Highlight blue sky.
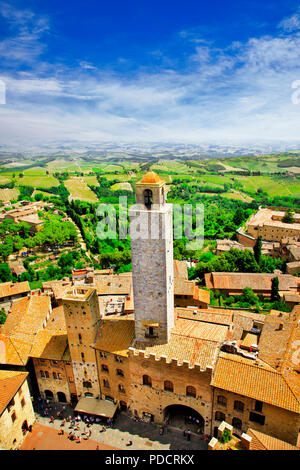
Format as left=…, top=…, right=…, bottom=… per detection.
left=1, top=0, right=300, bottom=147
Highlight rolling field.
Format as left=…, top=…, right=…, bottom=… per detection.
left=111, top=182, right=133, bottom=191
left=0, top=188, right=20, bottom=201
left=65, top=177, right=98, bottom=202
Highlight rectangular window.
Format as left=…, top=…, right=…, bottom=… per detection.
left=249, top=412, right=265, bottom=425
left=255, top=400, right=263, bottom=412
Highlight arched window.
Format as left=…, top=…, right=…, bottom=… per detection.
left=143, top=375, right=152, bottom=387
left=164, top=380, right=173, bottom=392
left=217, top=395, right=227, bottom=407
left=232, top=417, right=242, bottom=430
left=234, top=400, right=244, bottom=412
left=144, top=189, right=153, bottom=209
left=215, top=411, right=225, bottom=422
left=83, top=381, right=92, bottom=388
left=118, top=384, right=125, bottom=393
left=186, top=386, right=196, bottom=398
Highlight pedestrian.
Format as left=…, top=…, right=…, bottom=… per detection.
left=187, top=429, right=191, bottom=441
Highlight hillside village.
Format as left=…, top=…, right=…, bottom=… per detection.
left=0, top=171, right=299, bottom=451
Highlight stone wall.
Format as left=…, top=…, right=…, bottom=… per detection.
left=0, top=378, right=35, bottom=450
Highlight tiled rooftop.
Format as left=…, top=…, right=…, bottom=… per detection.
left=0, top=281, right=30, bottom=299
left=211, top=352, right=300, bottom=413
left=0, top=371, right=28, bottom=416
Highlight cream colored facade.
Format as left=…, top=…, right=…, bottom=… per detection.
left=0, top=375, right=35, bottom=450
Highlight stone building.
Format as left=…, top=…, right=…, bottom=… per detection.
left=129, top=171, right=174, bottom=348
left=0, top=281, right=30, bottom=310
left=0, top=371, right=35, bottom=450
left=30, top=306, right=76, bottom=404
left=62, top=287, right=101, bottom=401
left=243, top=208, right=300, bottom=243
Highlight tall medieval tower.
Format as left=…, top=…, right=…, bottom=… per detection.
left=129, top=171, right=174, bottom=348
left=62, top=287, right=101, bottom=399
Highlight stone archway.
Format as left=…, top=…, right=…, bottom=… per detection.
left=44, top=390, right=54, bottom=400
left=57, top=392, right=67, bottom=403
left=163, top=404, right=205, bottom=433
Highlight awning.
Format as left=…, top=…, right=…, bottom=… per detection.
left=75, top=397, right=117, bottom=418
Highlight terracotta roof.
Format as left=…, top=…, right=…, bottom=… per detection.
left=0, top=281, right=30, bottom=299
left=175, top=308, right=233, bottom=326
left=141, top=318, right=228, bottom=369
left=247, top=428, right=298, bottom=450
left=138, top=171, right=164, bottom=184
left=173, top=260, right=188, bottom=279
left=0, top=295, right=51, bottom=365
left=211, top=352, right=300, bottom=413
left=0, top=371, right=28, bottom=416
left=205, top=272, right=298, bottom=292
left=0, top=334, right=25, bottom=365
left=30, top=330, right=70, bottom=360
left=240, top=333, right=258, bottom=350
left=96, top=274, right=132, bottom=296
left=93, top=319, right=135, bottom=356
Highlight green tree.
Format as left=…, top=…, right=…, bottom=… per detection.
left=271, top=276, right=280, bottom=302
left=0, top=263, right=12, bottom=282
left=253, top=236, right=262, bottom=265
left=282, top=208, right=295, bottom=224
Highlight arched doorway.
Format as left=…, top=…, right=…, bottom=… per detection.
left=57, top=392, right=67, bottom=403
left=163, top=404, right=204, bottom=433
left=44, top=390, right=54, bottom=400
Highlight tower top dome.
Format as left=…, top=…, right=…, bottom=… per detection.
left=138, top=171, right=164, bottom=185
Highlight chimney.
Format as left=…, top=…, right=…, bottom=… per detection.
left=241, top=433, right=252, bottom=450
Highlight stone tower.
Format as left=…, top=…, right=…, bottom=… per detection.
left=62, top=286, right=100, bottom=399
left=129, top=171, right=174, bottom=347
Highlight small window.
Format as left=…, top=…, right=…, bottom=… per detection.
left=217, top=395, right=227, bottom=407
left=143, top=375, right=152, bottom=387
left=103, top=379, right=110, bottom=388
left=234, top=401, right=244, bottom=412
left=11, top=411, right=17, bottom=423
left=100, top=351, right=107, bottom=359
left=81, top=352, right=85, bottom=362
left=78, top=333, right=82, bottom=343
left=215, top=411, right=225, bottom=422
left=249, top=412, right=265, bottom=425
left=83, top=381, right=92, bottom=389
left=255, top=400, right=263, bottom=412
left=115, top=356, right=123, bottom=363
left=53, top=372, right=57, bottom=380
left=101, top=364, right=109, bottom=373
left=116, top=369, right=124, bottom=377
left=45, top=371, right=49, bottom=378
left=118, top=384, right=125, bottom=393
left=21, top=398, right=26, bottom=408
left=40, top=370, right=45, bottom=378
left=186, top=386, right=196, bottom=398
left=164, top=380, right=173, bottom=392
left=232, top=417, right=242, bottom=430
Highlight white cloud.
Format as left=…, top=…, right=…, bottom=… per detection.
left=1, top=4, right=300, bottom=146
left=278, top=13, right=300, bottom=32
